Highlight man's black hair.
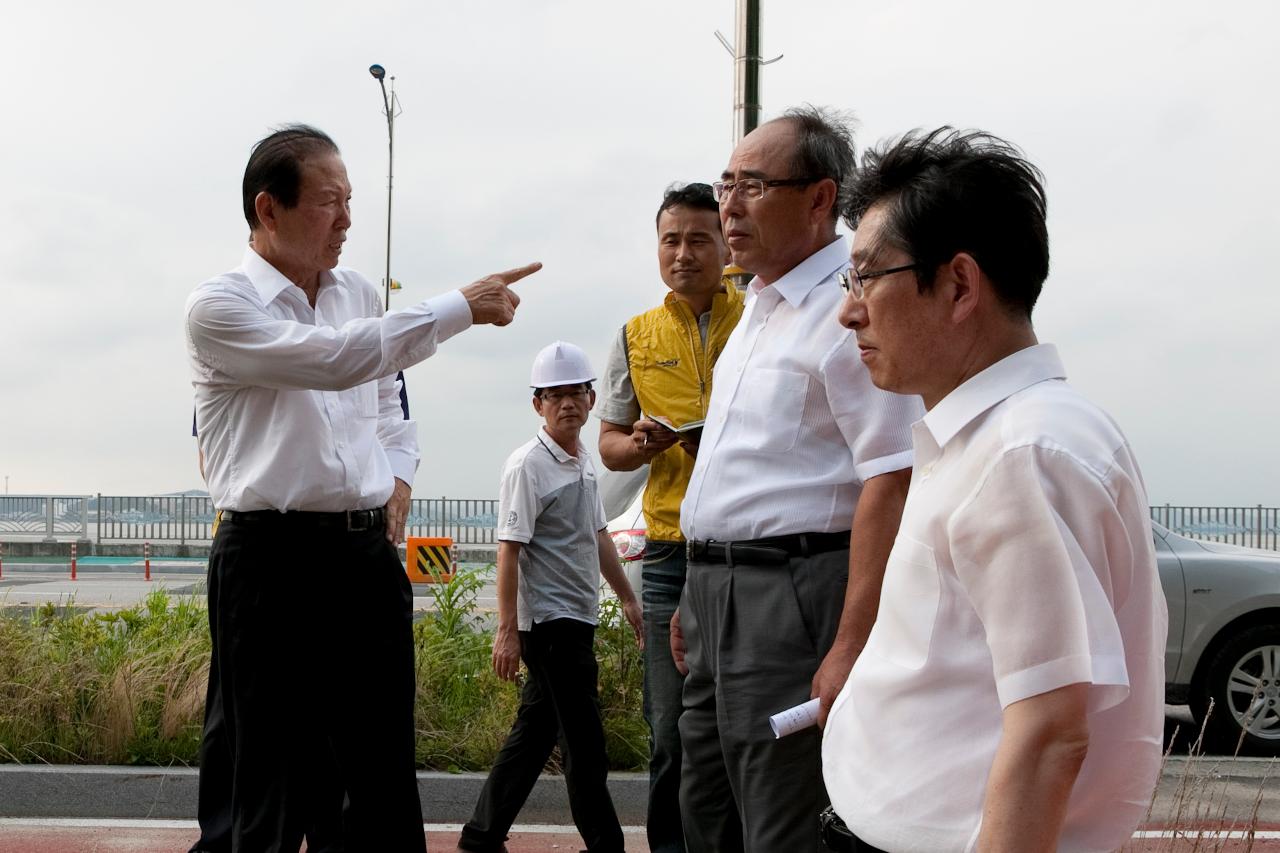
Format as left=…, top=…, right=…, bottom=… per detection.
left=655, top=182, right=719, bottom=228
left=242, top=125, right=340, bottom=231
left=842, top=127, right=1049, bottom=318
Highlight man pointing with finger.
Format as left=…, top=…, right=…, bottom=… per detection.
left=185, top=124, right=538, bottom=852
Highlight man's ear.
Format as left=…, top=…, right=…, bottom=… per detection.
left=811, top=177, right=839, bottom=225
left=254, top=192, right=277, bottom=234
left=532, top=394, right=544, bottom=416
left=947, top=252, right=983, bottom=324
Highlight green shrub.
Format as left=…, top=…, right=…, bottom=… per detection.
left=0, top=572, right=647, bottom=772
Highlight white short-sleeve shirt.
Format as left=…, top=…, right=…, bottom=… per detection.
left=822, top=344, right=1167, bottom=853
left=497, top=428, right=607, bottom=631
left=680, top=238, right=922, bottom=541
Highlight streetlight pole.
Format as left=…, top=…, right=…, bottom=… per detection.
left=369, top=64, right=401, bottom=311
left=715, top=1, right=782, bottom=145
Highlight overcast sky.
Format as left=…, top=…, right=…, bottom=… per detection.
left=1, top=0, right=1276, bottom=507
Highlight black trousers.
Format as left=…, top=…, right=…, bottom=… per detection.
left=201, top=512, right=425, bottom=853
left=458, top=618, right=623, bottom=853
left=188, top=645, right=344, bottom=853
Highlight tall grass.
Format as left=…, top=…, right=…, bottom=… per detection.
left=1123, top=701, right=1275, bottom=853
left=0, top=568, right=647, bottom=772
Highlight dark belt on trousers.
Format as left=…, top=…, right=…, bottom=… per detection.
left=221, top=506, right=386, bottom=532
left=819, top=806, right=888, bottom=853
left=686, top=530, right=850, bottom=566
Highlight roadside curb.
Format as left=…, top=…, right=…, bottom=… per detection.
left=0, top=766, right=649, bottom=822
left=3, top=760, right=1278, bottom=823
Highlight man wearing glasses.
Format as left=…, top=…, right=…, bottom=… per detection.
left=822, top=129, right=1165, bottom=852
left=673, top=107, right=923, bottom=852
left=457, top=341, right=642, bottom=853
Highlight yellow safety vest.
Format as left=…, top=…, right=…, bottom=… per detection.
left=624, top=282, right=744, bottom=542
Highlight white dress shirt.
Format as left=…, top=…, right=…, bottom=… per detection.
left=822, top=344, right=1167, bottom=853
left=679, top=238, right=922, bottom=541
left=186, top=247, right=472, bottom=512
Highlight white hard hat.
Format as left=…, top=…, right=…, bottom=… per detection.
left=530, top=340, right=596, bottom=388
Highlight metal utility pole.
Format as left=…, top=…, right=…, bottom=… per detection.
left=369, top=64, right=401, bottom=311
left=716, top=0, right=781, bottom=145
left=734, top=0, right=761, bottom=141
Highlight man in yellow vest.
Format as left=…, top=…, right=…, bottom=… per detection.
left=596, top=182, right=744, bottom=853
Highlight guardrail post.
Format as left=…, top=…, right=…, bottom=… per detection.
left=1258, top=504, right=1264, bottom=551
left=97, top=493, right=102, bottom=545
left=80, top=496, right=89, bottom=540
left=181, top=496, right=187, bottom=545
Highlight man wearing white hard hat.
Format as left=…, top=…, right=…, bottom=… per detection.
left=457, top=341, right=644, bottom=853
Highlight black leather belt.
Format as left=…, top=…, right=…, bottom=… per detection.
left=221, top=507, right=386, bottom=532
left=686, top=530, right=849, bottom=566
left=819, top=806, right=888, bottom=853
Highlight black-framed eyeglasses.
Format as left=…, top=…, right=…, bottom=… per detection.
left=837, top=263, right=920, bottom=299
left=539, top=388, right=591, bottom=403
left=711, top=177, right=819, bottom=202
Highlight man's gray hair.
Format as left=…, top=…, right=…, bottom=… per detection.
left=775, top=105, right=857, bottom=222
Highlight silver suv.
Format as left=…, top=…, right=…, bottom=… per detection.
left=1157, top=522, right=1280, bottom=755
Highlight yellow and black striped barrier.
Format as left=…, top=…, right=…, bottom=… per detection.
left=406, top=536, right=455, bottom=583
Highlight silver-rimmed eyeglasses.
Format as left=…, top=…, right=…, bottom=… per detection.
left=711, top=177, right=818, bottom=202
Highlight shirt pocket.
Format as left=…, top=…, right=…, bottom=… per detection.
left=739, top=368, right=807, bottom=453
left=870, top=535, right=940, bottom=670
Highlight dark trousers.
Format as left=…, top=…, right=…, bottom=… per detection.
left=202, top=513, right=425, bottom=853
left=188, top=648, right=344, bottom=853
left=678, top=548, right=849, bottom=853
left=458, top=618, right=624, bottom=853
left=639, top=541, right=688, bottom=853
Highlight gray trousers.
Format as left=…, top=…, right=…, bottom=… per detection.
left=678, top=547, right=849, bottom=853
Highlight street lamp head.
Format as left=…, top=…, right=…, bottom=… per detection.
left=369, top=64, right=386, bottom=80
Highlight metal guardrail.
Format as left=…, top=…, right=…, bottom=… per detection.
left=0, top=494, right=498, bottom=545
left=1151, top=504, right=1279, bottom=552
left=0, top=495, right=90, bottom=540
left=1, top=496, right=1275, bottom=552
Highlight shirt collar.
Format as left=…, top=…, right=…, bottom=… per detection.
left=241, top=246, right=336, bottom=307
left=921, top=343, right=1067, bottom=448
left=747, top=236, right=849, bottom=307
left=537, top=426, right=579, bottom=463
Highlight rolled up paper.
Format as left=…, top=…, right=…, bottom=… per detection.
left=769, top=697, right=821, bottom=738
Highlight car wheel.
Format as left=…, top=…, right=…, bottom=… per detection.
left=1191, top=625, right=1280, bottom=756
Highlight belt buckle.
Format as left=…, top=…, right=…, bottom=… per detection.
left=347, top=510, right=372, bottom=532
left=819, top=806, right=854, bottom=851
left=686, top=540, right=695, bottom=562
